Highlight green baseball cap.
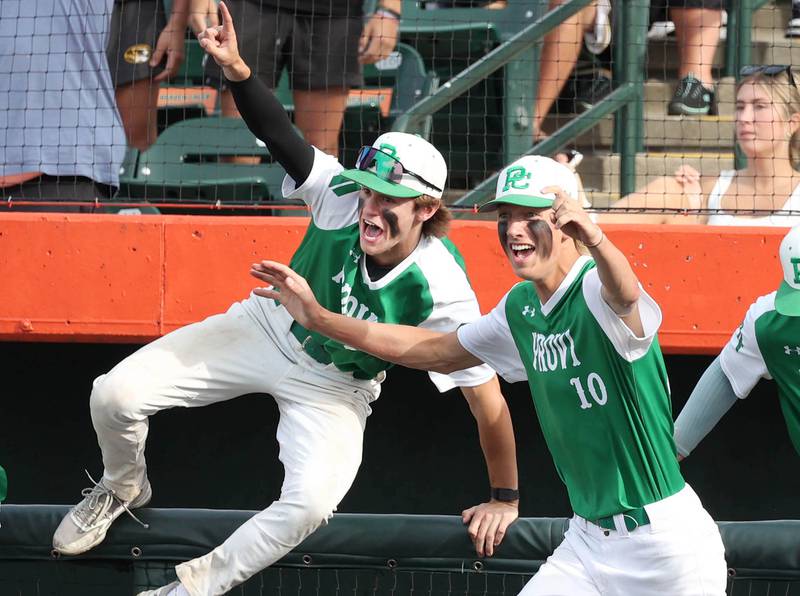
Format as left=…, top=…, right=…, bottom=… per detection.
left=775, top=225, right=800, bottom=316
left=480, top=155, right=579, bottom=212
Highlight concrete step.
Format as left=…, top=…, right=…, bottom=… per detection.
left=646, top=27, right=800, bottom=77
left=577, top=151, right=734, bottom=194
left=751, top=1, right=791, bottom=31
left=543, top=112, right=734, bottom=150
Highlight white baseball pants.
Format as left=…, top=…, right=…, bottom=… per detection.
left=520, top=485, right=727, bottom=596
left=89, top=297, right=380, bottom=596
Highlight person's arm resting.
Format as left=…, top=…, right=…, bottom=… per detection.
left=673, top=356, right=739, bottom=458
left=459, top=377, right=519, bottom=558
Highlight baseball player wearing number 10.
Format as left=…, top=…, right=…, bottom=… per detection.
left=254, top=155, right=728, bottom=595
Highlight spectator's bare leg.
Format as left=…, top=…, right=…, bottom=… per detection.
left=532, top=0, right=597, bottom=141
left=115, top=79, right=159, bottom=152
left=671, top=7, right=722, bottom=87
left=293, top=88, right=349, bottom=157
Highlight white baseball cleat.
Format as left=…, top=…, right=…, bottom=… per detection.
left=137, top=580, right=190, bottom=596
left=52, top=471, right=151, bottom=556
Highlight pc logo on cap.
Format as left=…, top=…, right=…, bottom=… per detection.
left=775, top=225, right=800, bottom=316
left=340, top=132, right=447, bottom=199
left=479, top=155, right=579, bottom=212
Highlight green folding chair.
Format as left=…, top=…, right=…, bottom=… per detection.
left=122, top=117, right=286, bottom=209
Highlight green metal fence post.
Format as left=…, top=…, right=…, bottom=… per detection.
left=731, top=0, right=755, bottom=170
left=612, top=0, right=649, bottom=197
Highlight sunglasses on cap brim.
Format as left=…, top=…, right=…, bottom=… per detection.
left=740, top=64, right=797, bottom=89
left=355, top=146, right=443, bottom=194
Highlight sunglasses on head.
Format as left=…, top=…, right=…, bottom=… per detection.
left=355, top=146, right=443, bottom=194
left=740, top=64, right=797, bottom=89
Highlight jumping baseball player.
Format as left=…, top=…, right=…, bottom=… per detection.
left=675, top=225, right=800, bottom=462
left=52, top=4, right=519, bottom=595
left=254, top=155, right=729, bottom=595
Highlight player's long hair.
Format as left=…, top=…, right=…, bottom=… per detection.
left=417, top=195, right=452, bottom=238
left=738, top=68, right=800, bottom=171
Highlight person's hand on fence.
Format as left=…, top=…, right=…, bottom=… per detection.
left=462, top=500, right=519, bottom=558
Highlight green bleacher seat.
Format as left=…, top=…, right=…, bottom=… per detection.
left=119, top=117, right=286, bottom=210
left=341, top=42, right=439, bottom=166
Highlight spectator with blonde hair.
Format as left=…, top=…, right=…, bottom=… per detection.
left=601, top=65, right=800, bottom=226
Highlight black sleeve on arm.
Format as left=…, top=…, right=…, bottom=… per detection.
left=229, top=75, right=315, bottom=185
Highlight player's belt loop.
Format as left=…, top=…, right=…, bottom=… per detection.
left=290, top=321, right=333, bottom=365
left=594, top=506, right=649, bottom=533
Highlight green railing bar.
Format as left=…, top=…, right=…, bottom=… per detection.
left=613, top=0, right=649, bottom=195
left=454, top=83, right=638, bottom=208
left=392, top=0, right=592, bottom=133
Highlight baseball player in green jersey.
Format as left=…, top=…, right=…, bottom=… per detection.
left=253, top=154, right=728, bottom=595
left=52, top=5, right=519, bottom=595
left=675, top=225, right=800, bottom=462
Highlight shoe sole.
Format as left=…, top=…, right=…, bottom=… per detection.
left=668, top=104, right=711, bottom=116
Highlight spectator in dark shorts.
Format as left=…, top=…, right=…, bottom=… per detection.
left=199, top=0, right=401, bottom=157
left=0, top=0, right=126, bottom=212
left=108, top=0, right=189, bottom=151
left=533, top=0, right=722, bottom=141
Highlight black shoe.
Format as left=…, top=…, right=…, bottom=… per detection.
left=667, top=74, right=716, bottom=116
left=557, top=69, right=613, bottom=114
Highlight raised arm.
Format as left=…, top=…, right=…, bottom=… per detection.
left=199, top=1, right=314, bottom=183
left=459, top=378, right=519, bottom=557
left=250, top=261, right=484, bottom=373
left=548, top=187, right=645, bottom=335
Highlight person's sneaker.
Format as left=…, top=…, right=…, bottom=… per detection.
left=787, top=12, right=800, bottom=38
left=557, top=69, right=613, bottom=114
left=647, top=20, right=675, bottom=40
left=573, top=70, right=613, bottom=112
left=667, top=74, right=717, bottom=116
left=52, top=471, right=151, bottom=556
left=137, top=581, right=189, bottom=596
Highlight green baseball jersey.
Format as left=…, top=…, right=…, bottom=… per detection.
left=458, top=256, right=684, bottom=519
left=720, top=292, right=800, bottom=455
left=260, top=149, right=494, bottom=390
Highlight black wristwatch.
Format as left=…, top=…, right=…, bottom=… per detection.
left=491, top=487, right=520, bottom=502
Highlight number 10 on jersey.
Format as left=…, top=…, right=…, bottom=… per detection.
left=570, top=373, right=608, bottom=409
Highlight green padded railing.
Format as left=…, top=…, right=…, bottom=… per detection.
left=2, top=505, right=800, bottom=595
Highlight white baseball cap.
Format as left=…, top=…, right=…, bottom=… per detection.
left=479, top=155, right=579, bottom=212
left=775, top=225, right=800, bottom=316
left=341, top=132, right=447, bottom=199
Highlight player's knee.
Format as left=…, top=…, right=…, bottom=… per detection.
left=282, top=492, right=336, bottom=532
left=89, top=370, right=143, bottom=424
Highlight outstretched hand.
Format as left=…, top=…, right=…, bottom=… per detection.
left=462, top=501, right=519, bottom=558
left=197, top=1, right=244, bottom=73
left=250, top=261, right=322, bottom=329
